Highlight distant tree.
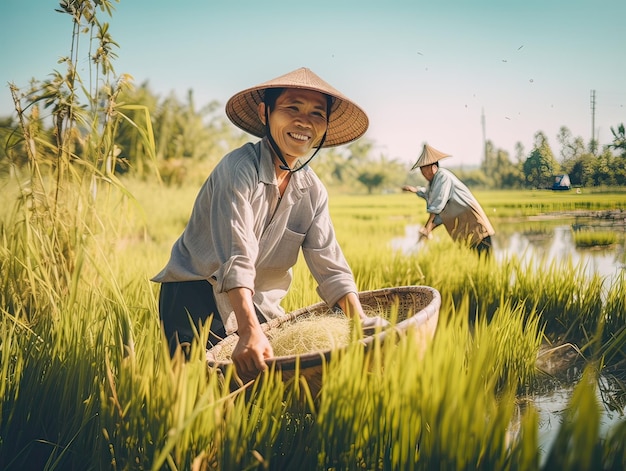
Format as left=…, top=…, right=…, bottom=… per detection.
left=356, top=169, right=386, bottom=194
left=115, top=83, right=247, bottom=183
left=346, top=138, right=374, bottom=165
left=480, top=140, right=522, bottom=188
left=591, top=150, right=617, bottom=186
left=480, top=140, right=498, bottom=186
left=589, top=148, right=626, bottom=186
left=498, top=158, right=525, bottom=188
left=355, top=153, right=407, bottom=194
left=514, top=141, right=525, bottom=164
left=567, top=153, right=595, bottom=187
left=609, top=123, right=626, bottom=157
left=455, top=167, right=490, bottom=189
left=311, top=140, right=371, bottom=189
left=311, top=147, right=352, bottom=187
left=556, top=126, right=586, bottom=169
left=523, top=131, right=560, bottom=188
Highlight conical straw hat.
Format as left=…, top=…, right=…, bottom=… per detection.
left=225, top=67, right=369, bottom=147
left=410, top=144, right=452, bottom=170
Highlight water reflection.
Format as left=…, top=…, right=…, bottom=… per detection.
left=391, top=221, right=626, bottom=281
left=494, top=224, right=625, bottom=281
left=529, top=384, right=625, bottom=468
left=391, top=219, right=626, bottom=457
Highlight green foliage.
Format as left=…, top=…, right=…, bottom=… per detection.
left=481, top=140, right=524, bottom=189
left=1, top=0, right=157, bottom=327
left=609, top=123, right=626, bottom=157
left=523, top=131, right=560, bottom=189
left=591, top=149, right=626, bottom=186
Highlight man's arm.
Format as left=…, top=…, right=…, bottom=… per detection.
left=419, top=213, right=437, bottom=239
left=402, top=185, right=427, bottom=199
left=337, top=292, right=389, bottom=335
left=228, top=287, right=273, bottom=378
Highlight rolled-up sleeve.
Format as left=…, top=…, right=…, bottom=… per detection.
left=301, top=189, right=357, bottom=307
left=426, top=171, right=453, bottom=215
left=209, top=155, right=260, bottom=294
left=152, top=143, right=261, bottom=293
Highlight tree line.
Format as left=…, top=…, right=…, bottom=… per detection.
left=474, top=124, right=626, bottom=190
left=2, top=79, right=624, bottom=193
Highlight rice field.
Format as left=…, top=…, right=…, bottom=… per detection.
left=1, top=177, right=625, bottom=470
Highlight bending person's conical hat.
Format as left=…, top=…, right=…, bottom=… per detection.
left=410, top=144, right=452, bottom=170
left=225, top=67, right=369, bottom=147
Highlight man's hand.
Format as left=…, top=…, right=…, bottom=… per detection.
left=231, top=326, right=273, bottom=380
left=360, top=315, right=390, bottom=336
left=403, top=185, right=427, bottom=196
left=228, top=287, right=274, bottom=380
left=418, top=227, right=433, bottom=240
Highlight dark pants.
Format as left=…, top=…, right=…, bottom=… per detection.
left=158, top=280, right=267, bottom=356
left=475, top=235, right=493, bottom=257
left=158, top=280, right=226, bottom=355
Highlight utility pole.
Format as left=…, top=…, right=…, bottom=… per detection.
left=590, top=89, right=597, bottom=154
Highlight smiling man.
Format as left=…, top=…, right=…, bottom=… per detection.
left=152, top=67, right=384, bottom=377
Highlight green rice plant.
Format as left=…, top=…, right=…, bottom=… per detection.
left=467, top=297, right=544, bottom=392
left=0, top=312, right=30, bottom=448
left=2, top=3, right=626, bottom=467
left=4, top=171, right=626, bottom=469
left=601, top=273, right=626, bottom=361
left=506, top=255, right=606, bottom=345
left=0, top=296, right=108, bottom=469
left=308, top=299, right=542, bottom=470
left=416, top=238, right=506, bottom=317
left=469, top=188, right=626, bottom=218
left=1, top=0, right=159, bottom=330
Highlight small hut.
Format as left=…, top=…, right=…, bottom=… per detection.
left=552, top=174, right=571, bottom=191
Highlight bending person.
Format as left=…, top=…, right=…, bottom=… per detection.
left=402, top=144, right=495, bottom=255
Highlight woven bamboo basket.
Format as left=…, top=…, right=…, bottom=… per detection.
left=206, top=285, right=440, bottom=396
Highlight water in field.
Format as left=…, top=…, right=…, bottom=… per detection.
left=391, top=217, right=626, bottom=281
left=391, top=216, right=626, bottom=461
left=525, top=379, right=625, bottom=467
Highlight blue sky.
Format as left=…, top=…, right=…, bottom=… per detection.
left=1, top=0, right=624, bottom=166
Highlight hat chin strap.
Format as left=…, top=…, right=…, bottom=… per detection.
left=265, top=106, right=328, bottom=173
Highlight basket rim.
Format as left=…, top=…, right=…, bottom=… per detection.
left=206, top=285, right=440, bottom=371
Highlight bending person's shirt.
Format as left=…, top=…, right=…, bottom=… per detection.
left=417, top=168, right=494, bottom=246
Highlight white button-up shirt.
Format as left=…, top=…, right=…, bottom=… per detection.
left=416, top=167, right=495, bottom=246
left=152, top=139, right=358, bottom=334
